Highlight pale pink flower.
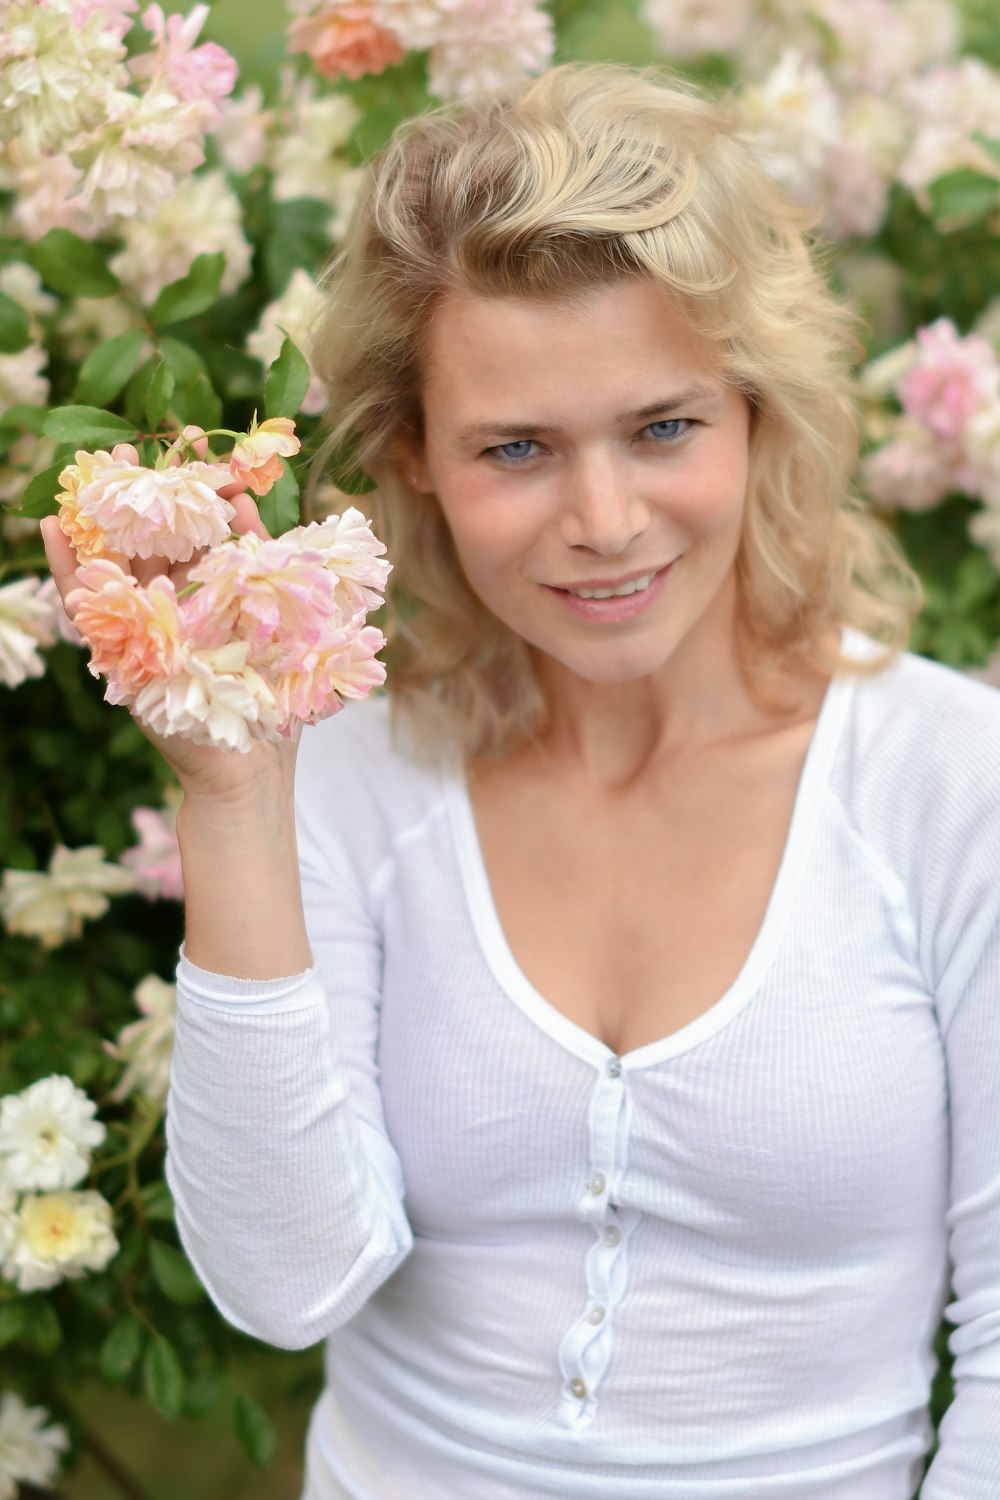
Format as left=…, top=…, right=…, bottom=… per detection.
left=861, top=420, right=968, bottom=511
left=229, top=417, right=301, bottom=496
left=36, top=577, right=85, bottom=648
left=0, top=576, right=60, bottom=688
left=59, top=446, right=235, bottom=564
left=270, top=82, right=357, bottom=205
left=109, top=168, right=253, bottom=305
left=185, top=533, right=343, bottom=658
left=67, top=559, right=187, bottom=696
left=897, top=320, right=1000, bottom=443
left=370, top=0, right=455, bottom=50
left=742, top=50, right=841, bottom=209
left=425, top=0, right=554, bottom=97
left=119, top=799, right=183, bottom=901
left=104, top=973, right=176, bottom=1105
left=288, top=2, right=404, bottom=82
left=214, top=83, right=271, bottom=174
left=641, top=0, right=751, bottom=60
left=0, top=263, right=58, bottom=335
left=132, top=640, right=282, bottom=753
left=71, top=0, right=139, bottom=34
left=272, top=623, right=386, bottom=726
left=5, top=147, right=99, bottom=241
left=897, top=58, right=1000, bottom=204
left=289, top=508, right=391, bottom=615
left=71, top=85, right=212, bottom=225
left=131, top=3, right=238, bottom=120
left=0, top=0, right=128, bottom=155
left=964, top=401, right=1000, bottom=507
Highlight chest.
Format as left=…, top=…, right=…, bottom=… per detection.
left=467, top=728, right=816, bottom=1056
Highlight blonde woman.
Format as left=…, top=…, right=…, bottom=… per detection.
left=43, top=64, right=1000, bottom=1500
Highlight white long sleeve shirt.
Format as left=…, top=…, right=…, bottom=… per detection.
left=165, top=630, right=1000, bottom=1500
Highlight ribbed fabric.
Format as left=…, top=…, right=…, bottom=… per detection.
left=165, top=629, right=1000, bottom=1500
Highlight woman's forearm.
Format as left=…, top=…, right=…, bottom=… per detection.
left=176, top=769, right=313, bottom=979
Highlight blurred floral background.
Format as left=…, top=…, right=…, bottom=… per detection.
left=1, top=0, right=998, bottom=1495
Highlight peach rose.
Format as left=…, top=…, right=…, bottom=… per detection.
left=287, top=3, right=404, bottom=82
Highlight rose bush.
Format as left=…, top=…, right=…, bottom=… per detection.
left=1, top=0, right=998, bottom=1493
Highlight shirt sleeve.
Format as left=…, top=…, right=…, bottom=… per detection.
left=919, top=752, right=1000, bottom=1498
left=164, top=813, right=414, bottom=1351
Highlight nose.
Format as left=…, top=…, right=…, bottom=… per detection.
left=559, top=450, right=650, bottom=555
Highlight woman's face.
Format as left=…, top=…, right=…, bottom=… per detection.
left=409, top=279, right=752, bottom=688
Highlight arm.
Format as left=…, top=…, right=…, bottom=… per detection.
left=919, top=772, right=1000, bottom=1497
left=164, top=770, right=413, bottom=1350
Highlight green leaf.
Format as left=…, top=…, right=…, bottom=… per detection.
left=234, top=1394, right=277, bottom=1468
left=0, top=402, right=48, bottom=434
left=0, top=288, right=31, bottom=353
left=973, top=133, right=1000, bottom=169
left=18, top=458, right=66, bottom=518
left=0, top=1301, right=28, bottom=1348
left=145, top=357, right=176, bottom=431
left=149, top=1239, right=205, bottom=1305
left=32, top=228, right=120, bottom=297
left=24, top=1299, right=61, bottom=1354
left=150, top=252, right=225, bottom=327
left=98, top=1314, right=145, bottom=1381
left=43, top=405, right=138, bottom=448
left=158, top=336, right=208, bottom=390
left=257, top=458, right=300, bottom=535
left=172, top=372, right=222, bottom=432
left=262, top=198, right=332, bottom=296
left=144, top=1333, right=186, bottom=1419
left=73, top=328, right=147, bottom=407
left=139, top=1179, right=175, bottom=1222
left=926, top=168, right=1000, bottom=226
left=264, top=333, right=311, bottom=419
left=184, top=1364, right=225, bottom=1416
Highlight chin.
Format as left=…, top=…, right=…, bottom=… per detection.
left=538, top=639, right=676, bottom=686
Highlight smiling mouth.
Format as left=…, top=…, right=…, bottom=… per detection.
left=552, top=565, right=669, bottom=600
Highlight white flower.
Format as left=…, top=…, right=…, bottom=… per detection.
left=270, top=84, right=358, bottom=205
left=641, top=0, right=751, bottom=59
left=0, top=343, right=47, bottom=418
left=0, top=576, right=60, bottom=689
left=104, top=975, right=177, bottom=1105
left=71, top=85, right=212, bottom=227
left=65, top=449, right=236, bottom=564
left=0, top=1391, right=69, bottom=1500
left=896, top=58, right=1000, bottom=202
left=3, top=145, right=99, bottom=242
left=214, top=83, right=271, bottom=175
left=133, top=640, right=282, bottom=752
left=425, top=0, right=554, bottom=98
left=0, top=844, right=135, bottom=949
left=970, top=503, right=1000, bottom=573
left=861, top=419, right=969, bottom=511
left=56, top=294, right=144, bottom=365
left=246, top=268, right=328, bottom=415
left=5, top=1189, right=118, bottom=1291
left=975, top=297, right=1000, bottom=355
left=742, top=50, right=841, bottom=208
left=965, top=401, right=1000, bottom=507
left=0, top=0, right=129, bottom=155
left=327, top=165, right=365, bottom=243
left=370, top=0, right=457, bottom=51
left=0, top=1075, right=105, bottom=1193
left=110, top=168, right=253, bottom=305
left=0, top=263, right=58, bottom=336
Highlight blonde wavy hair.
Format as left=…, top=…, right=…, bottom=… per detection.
left=310, top=62, right=921, bottom=758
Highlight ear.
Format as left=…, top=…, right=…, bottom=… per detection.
left=390, top=433, right=434, bottom=494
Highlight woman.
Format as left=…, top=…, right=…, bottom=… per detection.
left=43, top=64, right=1000, bottom=1500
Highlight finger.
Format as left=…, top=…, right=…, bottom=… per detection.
left=229, top=490, right=272, bottom=540
left=39, top=516, right=81, bottom=607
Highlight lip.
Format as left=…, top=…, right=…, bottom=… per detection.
left=547, top=562, right=674, bottom=622
left=550, top=563, right=668, bottom=591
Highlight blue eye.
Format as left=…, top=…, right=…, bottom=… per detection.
left=491, top=439, right=537, bottom=464
left=646, top=418, right=689, bottom=442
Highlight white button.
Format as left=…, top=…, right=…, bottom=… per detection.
left=586, top=1304, right=606, bottom=1325
left=606, top=1057, right=622, bottom=1078
left=569, top=1378, right=588, bottom=1399
left=602, top=1224, right=621, bottom=1246
left=588, top=1172, right=606, bottom=1195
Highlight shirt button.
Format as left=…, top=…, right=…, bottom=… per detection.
left=606, top=1057, right=622, bottom=1078
left=602, top=1224, right=621, bottom=1246
left=569, top=1378, right=588, bottom=1399
left=586, top=1304, right=606, bottom=1325
left=588, top=1172, right=606, bottom=1195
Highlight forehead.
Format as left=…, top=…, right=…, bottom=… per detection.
left=420, top=281, right=725, bottom=413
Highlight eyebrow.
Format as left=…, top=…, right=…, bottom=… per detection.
left=457, top=384, right=720, bottom=441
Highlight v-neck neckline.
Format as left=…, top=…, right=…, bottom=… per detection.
left=444, top=630, right=865, bottom=1072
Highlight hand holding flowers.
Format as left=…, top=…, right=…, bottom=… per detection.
left=41, top=418, right=390, bottom=771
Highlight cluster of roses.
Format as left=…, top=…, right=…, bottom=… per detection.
left=58, top=419, right=391, bottom=753
left=640, top=0, right=1000, bottom=243
left=860, top=316, right=1000, bottom=566
left=0, top=0, right=237, bottom=238
left=285, top=0, right=555, bottom=101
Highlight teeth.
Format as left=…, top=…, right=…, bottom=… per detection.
left=568, top=572, right=655, bottom=600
